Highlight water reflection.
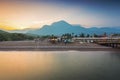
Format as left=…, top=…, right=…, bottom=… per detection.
left=0, top=51, right=120, bottom=80
left=0, top=51, right=55, bottom=80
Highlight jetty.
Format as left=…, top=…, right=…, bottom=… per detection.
left=73, top=37, right=120, bottom=48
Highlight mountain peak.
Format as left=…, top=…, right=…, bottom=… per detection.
left=57, top=20, right=68, bottom=23
left=52, top=20, right=70, bottom=25
left=51, top=20, right=71, bottom=27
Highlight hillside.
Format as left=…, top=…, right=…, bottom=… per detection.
left=0, top=30, right=34, bottom=41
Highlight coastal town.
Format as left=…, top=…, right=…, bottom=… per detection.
left=0, top=33, right=119, bottom=51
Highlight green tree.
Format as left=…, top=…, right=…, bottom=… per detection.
left=86, top=34, right=90, bottom=37
left=79, top=33, right=85, bottom=37
left=93, top=33, right=98, bottom=37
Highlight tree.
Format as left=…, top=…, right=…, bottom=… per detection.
left=86, top=34, right=90, bottom=37
left=93, top=33, right=98, bottom=37
left=103, top=32, right=107, bottom=37
left=71, top=33, right=74, bottom=37
left=75, top=34, right=78, bottom=37
left=79, top=33, right=85, bottom=37
left=0, top=32, right=35, bottom=41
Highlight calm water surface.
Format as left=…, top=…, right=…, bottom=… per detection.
left=0, top=51, right=120, bottom=80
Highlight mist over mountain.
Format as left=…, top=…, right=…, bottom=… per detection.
left=8, top=28, right=32, bottom=34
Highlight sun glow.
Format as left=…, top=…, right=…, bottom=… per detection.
left=0, top=0, right=119, bottom=30
left=0, top=1, right=88, bottom=30
left=0, top=1, right=68, bottom=30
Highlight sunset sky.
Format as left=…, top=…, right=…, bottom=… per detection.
left=0, top=0, right=120, bottom=30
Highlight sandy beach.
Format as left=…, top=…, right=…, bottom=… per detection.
left=0, top=40, right=119, bottom=51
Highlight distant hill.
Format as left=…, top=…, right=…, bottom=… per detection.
left=0, top=30, right=9, bottom=34
left=0, top=30, right=34, bottom=41
left=27, top=20, right=120, bottom=35
left=87, top=27, right=120, bottom=35
left=8, top=28, right=31, bottom=34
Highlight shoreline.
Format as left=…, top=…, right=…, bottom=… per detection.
left=0, top=41, right=119, bottom=51
left=0, top=47, right=119, bottom=51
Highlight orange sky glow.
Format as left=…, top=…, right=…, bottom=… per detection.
left=0, top=0, right=119, bottom=30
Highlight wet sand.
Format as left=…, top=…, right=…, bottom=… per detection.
left=0, top=41, right=119, bottom=51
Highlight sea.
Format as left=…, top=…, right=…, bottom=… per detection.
left=0, top=51, right=120, bottom=80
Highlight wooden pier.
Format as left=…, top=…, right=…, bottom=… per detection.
left=73, top=37, right=120, bottom=48
left=96, top=39, right=120, bottom=48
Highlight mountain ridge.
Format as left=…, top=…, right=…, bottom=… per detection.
left=27, top=20, right=88, bottom=35
left=3, top=20, right=120, bottom=36
left=27, top=20, right=120, bottom=35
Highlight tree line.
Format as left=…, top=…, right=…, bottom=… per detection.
left=0, top=31, right=34, bottom=41
left=0, top=31, right=119, bottom=41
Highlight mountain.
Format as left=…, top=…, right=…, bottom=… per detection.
left=27, top=20, right=120, bottom=35
left=5, top=20, right=119, bottom=36
left=0, top=30, right=9, bottom=34
left=27, top=20, right=91, bottom=35
left=87, top=27, right=120, bottom=35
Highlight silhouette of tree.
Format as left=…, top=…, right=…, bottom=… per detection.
left=79, top=33, right=85, bottom=37
left=86, top=34, right=90, bottom=37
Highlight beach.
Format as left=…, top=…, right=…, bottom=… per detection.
left=0, top=40, right=119, bottom=51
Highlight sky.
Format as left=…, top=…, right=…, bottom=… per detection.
left=0, top=0, right=120, bottom=30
